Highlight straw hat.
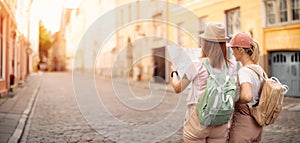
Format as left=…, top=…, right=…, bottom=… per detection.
left=199, top=22, right=229, bottom=42
left=229, top=32, right=253, bottom=48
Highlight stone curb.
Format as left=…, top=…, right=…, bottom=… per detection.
left=8, top=80, right=41, bottom=143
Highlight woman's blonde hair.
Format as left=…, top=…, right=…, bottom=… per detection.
left=244, top=41, right=260, bottom=64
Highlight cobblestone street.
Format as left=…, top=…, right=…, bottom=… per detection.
left=261, top=97, right=300, bottom=143
left=1, top=72, right=299, bottom=143
left=19, top=73, right=109, bottom=142
left=20, top=72, right=185, bottom=143
left=1, top=0, right=300, bottom=142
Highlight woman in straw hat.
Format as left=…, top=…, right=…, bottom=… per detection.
left=170, top=22, right=236, bottom=142
left=228, top=32, right=264, bottom=142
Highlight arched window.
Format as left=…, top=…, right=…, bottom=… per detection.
left=273, top=53, right=287, bottom=63
left=291, top=52, right=300, bottom=62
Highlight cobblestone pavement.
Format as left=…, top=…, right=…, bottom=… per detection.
left=0, top=74, right=41, bottom=143
left=18, top=72, right=300, bottom=143
left=20, top=72, right=110, bottom=143
left=261, top=97, right=300, bottom=143
left=20, top=72, right=185, bottom=143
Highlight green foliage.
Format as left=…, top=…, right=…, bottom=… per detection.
left=38, top=21, right=53, bottom=58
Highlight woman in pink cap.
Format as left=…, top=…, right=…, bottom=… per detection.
left=228, top=32, right=264, bottom=142
left=170, top=22, right=236, bottom=143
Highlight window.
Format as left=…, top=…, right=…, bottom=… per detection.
left=136, top=1, right=140, bottom=20
left=291, top=52, right=300, bottom=62
left=280, top=0, right=288, bottom=22
left=153, top=22, right=162, bottom=38
left=120, top=9, right=124, bottom=26
left=226, top=8, right=241, bottom=37
left=152, top=13, right=165, bottom=39
left=128, top=5, right=132, bottom=22
left=0, top=39, right=2, bottom=79
left=267, top=1, right=276, bottom=24
left=0, top=16, right=3, bottom=79
left=265, top=0, right=300, bottom=27
left=292, top=0, right=300, bottom=20
left=273, top=53, right=287, bottom=63
left=177, top=0, right=185, bottom=4
left=177, top=22, right=184, bottom=46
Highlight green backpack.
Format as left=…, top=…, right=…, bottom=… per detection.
left=197, top=59, right=237, bottom=126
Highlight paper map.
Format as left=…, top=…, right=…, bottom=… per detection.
left=167, top=46, right=202, bottom=77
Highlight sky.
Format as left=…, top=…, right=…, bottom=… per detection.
left=31, top=0, right=81, bottom=34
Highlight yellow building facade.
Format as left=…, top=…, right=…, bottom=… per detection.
left=179, top=0, right=300, bottom=96
left=180, top=0, right=265, bottom=61
left=264, top=24, right=300, bottom=51
left=112, top=0, right=299, bottom=96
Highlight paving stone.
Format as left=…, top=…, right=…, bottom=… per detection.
left=2, top=72, right=297, bottom=143
left=0, top=133, right=10, bottom=142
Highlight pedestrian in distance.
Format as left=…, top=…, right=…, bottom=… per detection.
left=170, top=22, right=236, bottom=143
left=228, top=32, right=264, bottom=142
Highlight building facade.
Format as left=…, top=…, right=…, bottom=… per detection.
left=109, top=0, right=300, bottom=96
left=48, top=8, right=77, bottom=72
left=179, top=0, right=300, bottom=96
left=0, top=0, right=32, bottom=96
left=109, top=0, right=174, bottom=82
left=107, top=0, right=200, bottom=82
left=65, top=0, right=116, bottom=72
left=65, top=0, right=300, bottom=96
left=263, top=0, right=300, bottom=96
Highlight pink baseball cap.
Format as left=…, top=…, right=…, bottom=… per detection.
left=229, top=32, right=253, bottom=48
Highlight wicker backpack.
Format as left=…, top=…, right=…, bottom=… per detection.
left=246, top=65, right=289, bottom=126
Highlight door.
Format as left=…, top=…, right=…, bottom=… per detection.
left=271, top=51, right=300, bottom=97
left=152, top=47, right=166, bottom=83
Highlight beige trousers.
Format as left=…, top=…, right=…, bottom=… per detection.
left=183, top=106, right=229, bottom=143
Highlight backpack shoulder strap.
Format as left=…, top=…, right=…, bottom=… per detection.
left=200, top=58, right=214, bottom=74
left=245, top=65, right=268, bottom=80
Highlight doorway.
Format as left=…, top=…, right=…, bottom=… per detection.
left=152, top=47, right=166, bottom=83
left=271, top=51, right=300, bottom=97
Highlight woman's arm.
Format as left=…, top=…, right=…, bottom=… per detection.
left=238, top=82, right=253, bottom=103
left=171, top=73, right=191, bottom=94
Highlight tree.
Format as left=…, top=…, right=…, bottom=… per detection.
left=38, top=21, right=53, bottom=60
